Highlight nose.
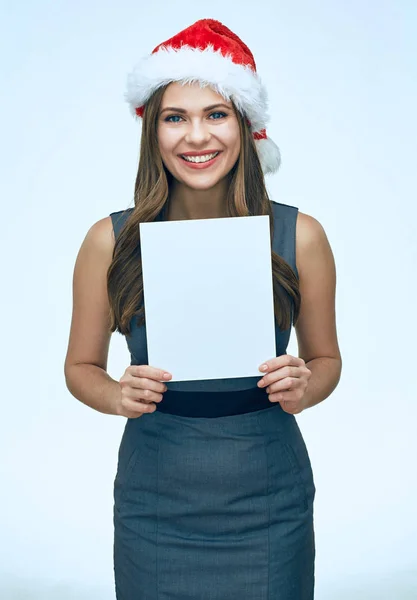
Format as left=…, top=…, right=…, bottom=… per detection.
left=184, top=119, right=211, bottom=146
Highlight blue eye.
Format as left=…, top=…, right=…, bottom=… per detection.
left=163, top=111, right=227, bottom=123
left=209, top=111, right=227, bottom=120
left=165, top=115, right=183, bottom=123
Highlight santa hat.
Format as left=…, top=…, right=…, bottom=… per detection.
left=125, top=19, right=281, bottom=175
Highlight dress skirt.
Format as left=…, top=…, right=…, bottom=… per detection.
left=113, top=401, right=316, bottom=599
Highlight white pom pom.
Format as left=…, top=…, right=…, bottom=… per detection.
left=255, top=137, right=281, bottom=175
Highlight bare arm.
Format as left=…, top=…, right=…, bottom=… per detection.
left=295, top=211, right=342, bottom=409
left=64, top=216, right=121, bottom=415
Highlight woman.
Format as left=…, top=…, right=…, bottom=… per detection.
left=64, top=19, right=342, bottom=600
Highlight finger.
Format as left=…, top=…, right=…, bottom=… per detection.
left=259, top=355, right=304, bottom=374
left=266, top=376, right=305, bottom=394
left=280, top=400, right=303, bottom=415
left=129, top=376, right=168, bottom=394
left=268, top=389, right=300, bottom=403
left=122, top=397, right=157, bottom=413
left=136, top=388, right=164, bottom=403
left=258, top=367, right=302, bottom=388
left=123, top=388, right=163, bottom=404
left=130, top=365, right=172, bottom=382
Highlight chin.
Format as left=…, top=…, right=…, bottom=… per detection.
left=186, top=179, right=223, bottom=191
left=176, top=173, right=226, bottom=191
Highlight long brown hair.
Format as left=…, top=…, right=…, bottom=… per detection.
left=107, top=84, right=300, bottom=338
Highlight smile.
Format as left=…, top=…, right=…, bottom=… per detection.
left=181, top=152, right=219, bottom=163
left=179, top=151, right=222, bottom=169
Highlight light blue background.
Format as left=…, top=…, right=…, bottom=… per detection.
left=1, top=1, right=416, bottom=598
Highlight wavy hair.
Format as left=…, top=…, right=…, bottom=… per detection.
left=107, top=84, right=300, bottom=337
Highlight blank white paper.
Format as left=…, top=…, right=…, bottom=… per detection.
left=139, top=215, right=276, bottom=382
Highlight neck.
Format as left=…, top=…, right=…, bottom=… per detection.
left=166, top=178, right=230, bottom=221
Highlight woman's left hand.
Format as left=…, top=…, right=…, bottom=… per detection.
left=257, top=355, right=312, bottom=415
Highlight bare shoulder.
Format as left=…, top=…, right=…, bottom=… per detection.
left=84, top=215, right=115, bottom=250
left=295, top=211, right=334, bottom=275
left=76, top=215, right=116, bottom=267
left=296, top=211, right=327, bottom=248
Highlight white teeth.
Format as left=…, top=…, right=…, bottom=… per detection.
left=182, top=152, right=219, bottom=163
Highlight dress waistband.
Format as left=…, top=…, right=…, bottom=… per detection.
left=156, top=386, right=272, bottom=418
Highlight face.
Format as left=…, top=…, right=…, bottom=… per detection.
left=156, top=82, right=241, bottom=191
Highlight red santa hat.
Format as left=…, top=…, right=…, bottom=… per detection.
left=125, top=19, right=281, bottom=175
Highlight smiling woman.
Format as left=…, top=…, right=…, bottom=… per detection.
left=64, top=17, right=341, bottom=600
left=156, top=83, right=241, bottom=193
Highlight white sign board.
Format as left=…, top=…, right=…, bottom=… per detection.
left=139, top=215, right=276, bottom=382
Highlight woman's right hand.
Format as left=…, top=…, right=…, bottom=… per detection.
left=117, top=365, right=172, bottom=418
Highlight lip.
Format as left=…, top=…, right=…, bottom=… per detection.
left=180, top=149, right=222, bottom=157
left=179, top=151, right=222, bottom=170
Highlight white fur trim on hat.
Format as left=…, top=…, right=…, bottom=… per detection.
left=255, top=137, right=281, bottom=175
left=125, top=45, right=269, bottom=134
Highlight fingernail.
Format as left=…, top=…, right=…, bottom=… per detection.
left=259, top=364, right=268, bottom=372
left=163, top=373, right=172, bottom=380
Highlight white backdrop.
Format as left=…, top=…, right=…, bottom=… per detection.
left=1, top=1, right=416, bottom=598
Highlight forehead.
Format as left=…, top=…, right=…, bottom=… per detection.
left=160, top=81, right=233, bottom=109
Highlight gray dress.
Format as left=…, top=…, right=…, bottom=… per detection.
left=111, top=201, right=316, bottom=599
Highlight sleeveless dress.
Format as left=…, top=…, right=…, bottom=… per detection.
left=110, top=201, right=316, bottom=600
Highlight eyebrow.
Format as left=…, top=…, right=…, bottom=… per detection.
left=159, top=103, right=231, bottom=115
